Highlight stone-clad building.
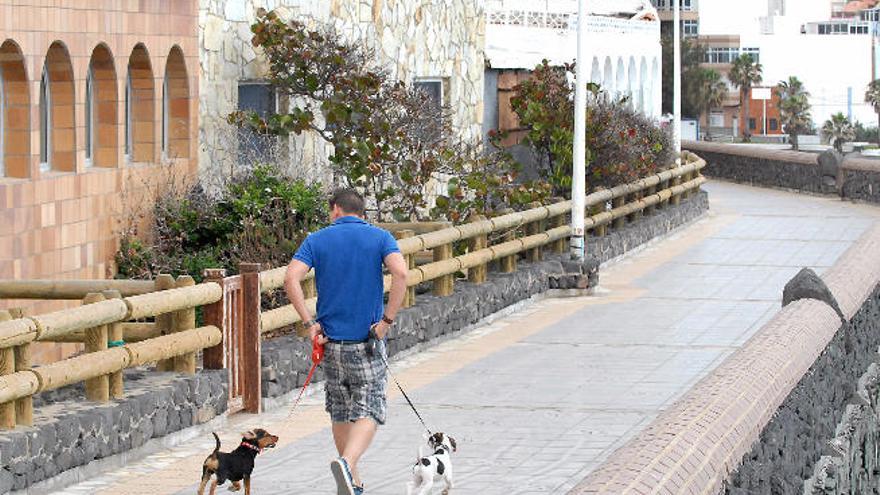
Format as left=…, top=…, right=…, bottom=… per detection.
left=199, top=0, right=486, bottom=183
left=0, top=1, right=199, bottom=362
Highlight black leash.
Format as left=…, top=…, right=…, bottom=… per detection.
left=368, top=330, right=433, bottom=436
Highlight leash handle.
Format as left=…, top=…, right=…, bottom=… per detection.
left=288, top=335, right=325, bottom=418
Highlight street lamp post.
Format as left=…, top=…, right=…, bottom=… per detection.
left=673, top=0, right=682, bottom=155
left=571, top=0, right=587, bottom=261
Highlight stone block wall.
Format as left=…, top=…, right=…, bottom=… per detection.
left=0, top=370, right=227, bottom=494
left=683, top=141, right=880, bottom=205
left=199, top=0, right=485, bottom=183
left=260, top=191, right=710, bottom=399
left=0, top=1, right=200, bottom=364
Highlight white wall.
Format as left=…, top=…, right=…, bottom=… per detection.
left=744, top=33, right=875, bottom=125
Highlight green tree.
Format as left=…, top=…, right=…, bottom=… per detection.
left=729, top=54, right=763, bottom=142
left=822, top=112, right=855, bottom=152
left=661, top=33, right=707, bottom=118
left=692, top=68, right=728, bottom=140
left=776, top=76, right=812, bottom=151
left=865, top=79, right=880, bottom=144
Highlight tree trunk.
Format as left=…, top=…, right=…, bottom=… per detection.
left=876, top=112, right=879, bottom=144
left=792, top=133, right=799, bottom=151
left=742, top=87, right=751, bottom=142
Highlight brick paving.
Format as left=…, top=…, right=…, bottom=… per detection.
left=50, top=181, right=880, bottom=495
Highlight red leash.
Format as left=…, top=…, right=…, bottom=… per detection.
left=288, top=335, right=325, bottom=417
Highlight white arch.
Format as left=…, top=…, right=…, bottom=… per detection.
left=639, top=57, right=648, bottom=114
left=651, top=57, right=660, bottom=118
left=628, top=57, right=637, bottom=110
left=615, top=58, right=625, bottom=99
left=603, top=57, right=614, bottom=94
left=590, top=57, right=601, bottom=85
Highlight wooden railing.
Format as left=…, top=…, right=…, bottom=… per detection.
left=0, top=280, right=223, bottom=429
left=0, top=153, right=706, bottom=423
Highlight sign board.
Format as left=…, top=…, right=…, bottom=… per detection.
left=752, top=87, right=772, bottom=100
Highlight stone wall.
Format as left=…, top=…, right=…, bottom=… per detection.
left=0, top=370, right=227, bottom=493
left=683, top=141, right=880, bottom=205
left=260, top=191, right=710, bottom=399
left=199, top=0, right=485, bottom=183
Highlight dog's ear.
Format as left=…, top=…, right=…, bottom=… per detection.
left=449, top=436, right=457, bottom=452
left=242, top=430, right=256, bottom=440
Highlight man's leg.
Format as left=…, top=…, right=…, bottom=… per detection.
left=341, top=417, right=377, bottom=486
left=332, top=422, right=352, bottom=456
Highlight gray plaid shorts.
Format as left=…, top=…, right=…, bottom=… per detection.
left=323, top=340, right=388, bottom=425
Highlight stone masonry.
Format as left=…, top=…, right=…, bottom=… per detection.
left=199, top=0, right=485, bottom=183
left=0, top=370, right=227, bottom=493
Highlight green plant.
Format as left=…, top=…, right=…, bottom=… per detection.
left=822, top=113, right=856, bottom=152
left=729, top=54, right=763, bottom=142
left=777, top=77, right=812, bottom=151
left=854, top=121, right=878, bottom=143
left=692, top=68, right=728, bottom=139
left=865, top=79, right=880, bottom=144
left=661, top=34, right=708, bottom=118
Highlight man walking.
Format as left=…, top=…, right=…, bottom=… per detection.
left=285, top=189, right=408, bottom=495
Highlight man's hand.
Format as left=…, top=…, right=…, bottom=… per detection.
left=371, top=321, right=391, bottom=340
left=309, top=322, right=328, bottom=345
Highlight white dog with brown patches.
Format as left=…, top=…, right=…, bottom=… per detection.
left=406, top=432, right=457, bottom=495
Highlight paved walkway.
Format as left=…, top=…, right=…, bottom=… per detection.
left=54, top=181, right=880, bottom=495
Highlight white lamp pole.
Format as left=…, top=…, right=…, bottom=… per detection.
left=673, top=0, right=682, bottom=155
left=571, top=0, right=588, bottom=261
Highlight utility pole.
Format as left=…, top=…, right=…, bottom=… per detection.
left=571, top=0, right=587, bottom=261
left=673, top=0, right=682, bottom=155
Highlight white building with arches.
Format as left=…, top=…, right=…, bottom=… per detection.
left=483, top=0, right=663, bottom=143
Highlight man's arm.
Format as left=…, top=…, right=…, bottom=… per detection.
left=284, top=259, right=326, bottom=343
left=373, top=252, right=408, bottom=339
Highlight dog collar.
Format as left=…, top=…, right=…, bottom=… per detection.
left=240, top=442, right=262, bottom=454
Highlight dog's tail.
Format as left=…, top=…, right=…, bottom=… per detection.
left=211, top=432, right=221, bottom=455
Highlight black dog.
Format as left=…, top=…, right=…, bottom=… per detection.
left=197, top=429, right=279, bottom=495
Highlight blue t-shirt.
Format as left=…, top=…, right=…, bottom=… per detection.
left=293, top=216, right=400, bottom=341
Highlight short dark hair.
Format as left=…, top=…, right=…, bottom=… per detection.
left=329, top=189, right=366, bottom=216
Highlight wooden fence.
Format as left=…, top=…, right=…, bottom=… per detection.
left=0, top=153, right=705, bottom=425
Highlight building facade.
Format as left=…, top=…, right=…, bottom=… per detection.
left=199, top=0, right=485, bottom=184
left=0, top=1, right=199, bottom=361
left=696, top=0, right=877, bottom=139
left=484, top=0, right=663, bottom=145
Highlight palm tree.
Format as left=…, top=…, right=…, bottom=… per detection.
left=729, top=54, right=763, bottom=142
left=822, top=113, right=855, bottom=152
left=696, top=69, right=728, bottom=140
left=777, top=76, right=812, bottom=151
left=865, top=79, right=880, bottom=144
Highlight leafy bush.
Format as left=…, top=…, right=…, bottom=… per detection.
left=116, top=163, right=326, bottom=281
left=854, top=121, right=879, bottom=144
left=507, top=60, right=675, bottom=194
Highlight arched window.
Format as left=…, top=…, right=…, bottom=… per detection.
left=126, top=44, right=155, bottom=163
left=88, top=44, right=118, bottom=167
left=41, top=41, right=76, bottom=173
left=1, top=40, right=29, bottom=179
left=39, top=64, right=50, bottom=169
left=163, top=46, right=190, bottom=159
left=85, top=68, right=93, bottom=165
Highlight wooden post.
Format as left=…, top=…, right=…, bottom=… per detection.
left=0, top=310, right=15, bottom=429
left=101, top=290, right=125, bottom=398
left=83, top=293, right=110, bottom=402
left=612, top=196, right=626, bottom=229
left=202, top=269, right=227, bottom=370
left=525, top=202, right=544, bottom=262
left=9, top=308, right=32, bottom=426
left=645, top=185, right=657, bottom=215
left=467, top=216, right=488, bottom=283
left=240, top=263, right=262, bottom=414
left=154, top=273, right=176, bottom=372
left=499, top=208, right=517, bottom=273
left=173, top=275, right=197, bottom=375
left=396, top=230, right=417, bottom=306
left=550, top=199, right=567, bottom=254
left=671, top=175, right=682, bottom=205
left=432, top=242, right=454, bottom=297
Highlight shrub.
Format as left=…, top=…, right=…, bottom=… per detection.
left=116, top=163, right=326, bottom=281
